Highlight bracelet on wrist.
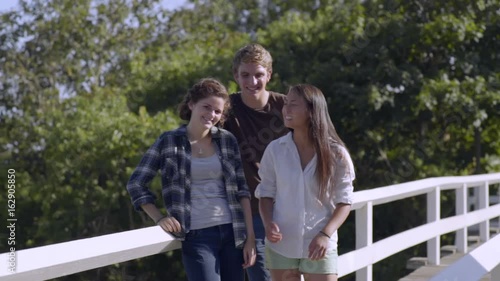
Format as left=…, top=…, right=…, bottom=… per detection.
left=319, top=230, right=331, bottom=239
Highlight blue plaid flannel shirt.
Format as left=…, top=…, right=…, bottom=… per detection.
left=127, top=125, right=251, bottom=248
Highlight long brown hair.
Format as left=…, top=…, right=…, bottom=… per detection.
left=288, top=84, right=347, bottom=200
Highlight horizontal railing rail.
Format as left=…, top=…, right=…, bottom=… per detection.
left=339, top=204, right=500, bottom=277
left=351, top=173, right=500, bottom=210
left=1, top=173, right=499, bottom=281
left=351, top=172, right=500, bottom=281
left=0, top=227, right=181, bottom=281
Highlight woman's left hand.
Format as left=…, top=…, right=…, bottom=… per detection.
left=242, top=237, right=256, bottom=268
left=308, top=233, right=329, bottom=260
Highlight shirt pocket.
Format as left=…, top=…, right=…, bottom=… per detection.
left=163, top=151, right=179, bottom=179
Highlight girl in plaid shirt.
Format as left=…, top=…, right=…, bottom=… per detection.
left=127, top=78, right=256, bottom=281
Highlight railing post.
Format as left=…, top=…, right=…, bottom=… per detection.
left=456, top=183, right=468, bottom=253
left=356, top=201, right=373, bottom=281
left=498, top=186, right=500, bottom=234
left=479, top=181, right=490, bottom=242
left=427, top=186, right=440, bottom=265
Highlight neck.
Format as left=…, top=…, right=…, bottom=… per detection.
left=241, top=90, right=270, bottom=109
left=186, top=124, right=210, bottom=141
left=292, top=128, right=312, bottom=149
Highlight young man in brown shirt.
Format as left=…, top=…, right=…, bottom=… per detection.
left=224, top=44, right=289, bottom=281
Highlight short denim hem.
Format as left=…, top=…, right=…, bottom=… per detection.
left=264, top=246, right=338, bottom=275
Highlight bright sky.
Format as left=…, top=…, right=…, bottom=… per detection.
left=0, top=0, right=187, bottom=12
left=0, top=0, right=17, bottom=12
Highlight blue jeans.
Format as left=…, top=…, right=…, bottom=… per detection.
left=182, top=223, right=244, bottom=281
left=246, top=215, right=271, bottom=281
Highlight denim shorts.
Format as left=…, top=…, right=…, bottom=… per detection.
left=265, top=246, right=338, bottom=274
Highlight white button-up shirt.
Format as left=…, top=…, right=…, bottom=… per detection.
left=255, top=132, right=355, bottom=258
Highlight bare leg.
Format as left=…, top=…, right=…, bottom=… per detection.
left=303, top=273, right=338, bottom=281
left=270, top=269, right=301, bottom=281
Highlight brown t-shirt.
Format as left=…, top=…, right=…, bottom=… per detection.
left=223, top=91, right=289, bottom=214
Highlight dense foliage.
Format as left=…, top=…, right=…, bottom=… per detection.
left=1, top=0, right=499, bottom=280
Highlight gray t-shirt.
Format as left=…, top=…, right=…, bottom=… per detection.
left=190, top=153, right=232, bottom=230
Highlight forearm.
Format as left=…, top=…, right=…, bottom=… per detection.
left=322, top=203, right=351, bottom=237
left=240, top=197, right=255, bottom=239
left=140, top=203, right=165, bottom=223
left=259, top=197, right=274, bottom=228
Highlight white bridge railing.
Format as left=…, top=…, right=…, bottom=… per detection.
left=342, top=172, right=500, bottom=281
left=1, top=173, right=500, bottom=281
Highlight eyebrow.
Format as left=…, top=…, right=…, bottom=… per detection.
left=202, top=103, right=223, bottom=111
left=240, top=70, right=266, bottom=74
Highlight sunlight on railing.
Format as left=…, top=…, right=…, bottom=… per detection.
left=1, top=173, right=499, bottom=281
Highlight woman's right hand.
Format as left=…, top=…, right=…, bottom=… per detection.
left=157, top=216, right=182, bottom=234
left=265, top=221, right=282, bottom=243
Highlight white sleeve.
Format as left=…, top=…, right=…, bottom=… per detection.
left=255, top=143, right=277, bottom=199
left=333, top=146, right=355, bottom=205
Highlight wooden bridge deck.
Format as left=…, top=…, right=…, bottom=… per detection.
left=399, top=244, right=490, bottom=281
left=399, top=227, right=499, bottom=281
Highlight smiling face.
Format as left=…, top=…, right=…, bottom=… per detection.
left=233, top=62, right=271, bottom=98
left=283, top=90, right=310, bottom=130
left=188, top=96, right=225, bottom=130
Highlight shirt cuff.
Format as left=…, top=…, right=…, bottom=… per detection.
left=132, top=195, right=156, bottom=211
left=237, top=189, right=251, bottom=199
left=255, top=184, right=276, bottom=199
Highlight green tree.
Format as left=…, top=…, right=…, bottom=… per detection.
left=1, top=0, right=499, bottom=280
left=254, top=0, right=499, bottom=279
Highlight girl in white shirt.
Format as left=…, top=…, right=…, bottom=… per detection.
left=256, top=84, right=355, bottom=281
